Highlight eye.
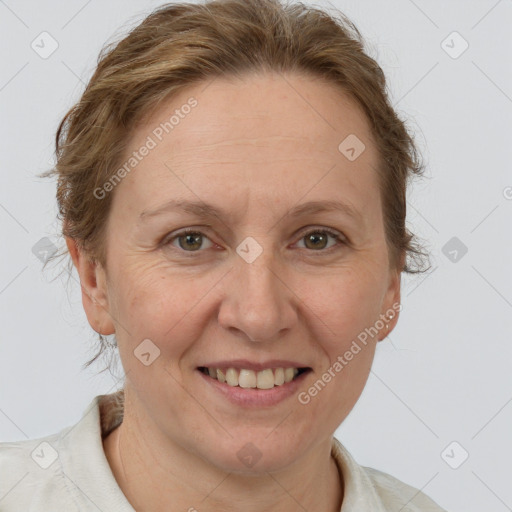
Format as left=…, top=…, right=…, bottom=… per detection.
left=295, top=227, right=345, bottom=252
left=163, top=227, right=346, bottom=255
left=165, top=229, right=213, bottom=252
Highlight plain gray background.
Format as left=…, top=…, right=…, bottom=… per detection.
left=1, top=1, right=511, bottom=511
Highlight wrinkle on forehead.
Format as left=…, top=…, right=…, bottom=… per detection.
left=176, top=134, right=313, bottom=148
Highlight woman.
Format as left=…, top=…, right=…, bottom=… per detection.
left=0, top=0, right=447, bottom=510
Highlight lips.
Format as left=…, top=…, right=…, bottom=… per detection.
left=196, top=359, right=313, bottom=407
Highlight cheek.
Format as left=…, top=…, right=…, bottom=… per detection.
left=298, top=266, right=384, bottom=346
left=295, top=272, right=381, bottom=426
left=110, top=261, right=215, bottom=356
left=110, top=247, right=386, bottom=364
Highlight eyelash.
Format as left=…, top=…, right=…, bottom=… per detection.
left=162, top=227, right=346, bottom=256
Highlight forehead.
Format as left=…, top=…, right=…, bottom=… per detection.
left=114, top=72, right=380, bottom=216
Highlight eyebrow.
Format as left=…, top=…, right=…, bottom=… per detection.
left=139, top=199, right=363, bottom=225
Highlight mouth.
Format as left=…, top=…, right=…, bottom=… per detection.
left=197, top=366, right=311, bottom=390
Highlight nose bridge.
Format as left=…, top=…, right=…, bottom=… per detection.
left=218, top=242, right=295, bottom=341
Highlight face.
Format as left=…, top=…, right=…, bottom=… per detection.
left=73, top=71, right=401, bottom=473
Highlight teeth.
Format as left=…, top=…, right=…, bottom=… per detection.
left=257, top=368, right=275, bottom=389
left=226, top=368, right=238, bottom=387
left=239, top=369, right=257, bottom=388
left=204, top=367, right=302, bottom=389
left=284, top=368, right=295, bottom=383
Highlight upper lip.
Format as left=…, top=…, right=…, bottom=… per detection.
left=198, top=359, right=310, bottom=372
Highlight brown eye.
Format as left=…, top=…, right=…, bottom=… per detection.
left=164, top=227, right=344, bottom=256
left=297, top=229, right=343, bottom=252
left=167, top=230, right=213, bottom=252
left=178, top=232, right=203, bottom=251
left=304, top=232, right=328, bottom=250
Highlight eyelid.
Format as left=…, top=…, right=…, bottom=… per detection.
left=163, top=227, right=215, bottom=251
left=163, top=225, right=347, bottom=254
left=293, top=226, right=346, bottom=251
left=295, top=225, right=345, bottom=241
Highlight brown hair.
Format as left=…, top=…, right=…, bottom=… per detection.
left=41, top=0, right=429, bottom=370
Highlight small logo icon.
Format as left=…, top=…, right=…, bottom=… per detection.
left=442, top=236, right=468, bottom=263
left=32, top=237, right=58, bottom=263
left=441, top=441, right=469, bottom=469
left=31, top=32, right=59, bottom=59
left=134, top=338, right=161, bottom=366
left=236, top=237, right=263, bottom=263
left=31, top=441, right=58, bottom=469
left=237, top=442, right=262, bottom=468
left=338, top=134, right=365, bottom=161
left=441, top=31, right=469, bottom=59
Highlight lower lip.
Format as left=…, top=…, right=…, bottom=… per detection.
left=197, top=369, right=311, bottom=407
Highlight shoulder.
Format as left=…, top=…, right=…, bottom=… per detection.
left=331, top=437, right=449, bottom=512
left=0, top=429, right=78, bottom=510
left=363, top=465, right=448, bottom=512
left=0, top=392, right=131, bottom=512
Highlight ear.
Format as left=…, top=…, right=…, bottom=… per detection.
left=378, top=264, right=402, bottom=341
left=65, top=237, right=115, bottom=336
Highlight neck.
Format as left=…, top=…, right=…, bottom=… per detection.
left=102, top=395, right=343, bottom=512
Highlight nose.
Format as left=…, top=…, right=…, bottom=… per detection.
left=217, top=251, right=297, bottom=343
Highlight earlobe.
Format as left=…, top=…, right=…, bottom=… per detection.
left=379, top=267, right=402, bottom=341
left=65, top=237, right=115, bottom=335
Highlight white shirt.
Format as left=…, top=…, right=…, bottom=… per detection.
left=0, top=392, right=448, bottom=511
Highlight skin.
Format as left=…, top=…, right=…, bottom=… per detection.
left=67, top=71, right=401, bottom=512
